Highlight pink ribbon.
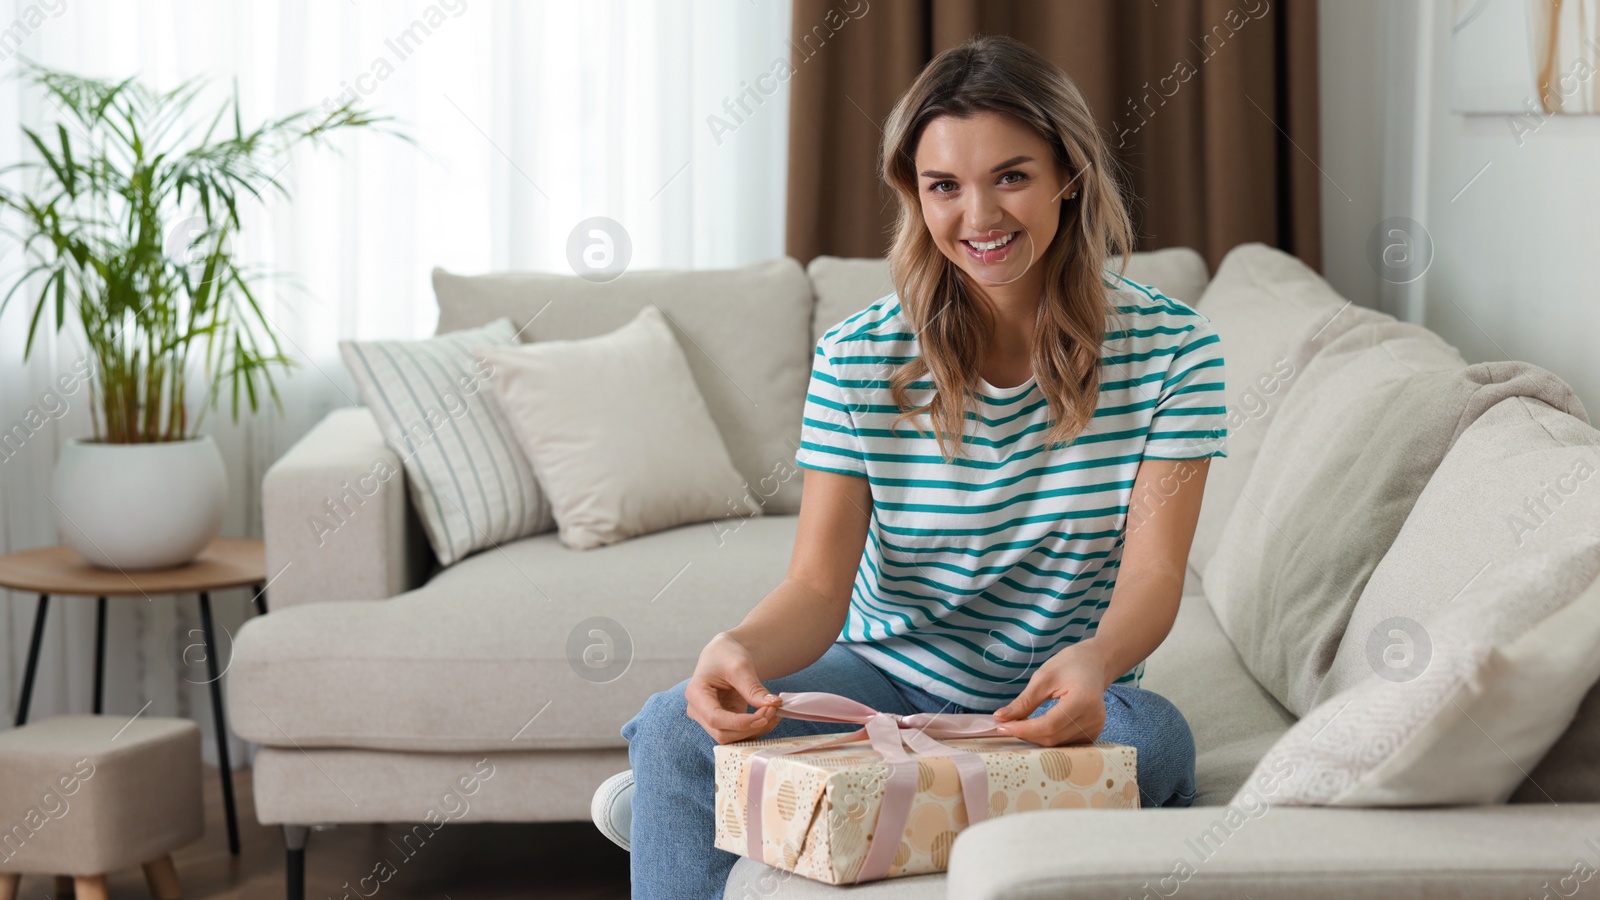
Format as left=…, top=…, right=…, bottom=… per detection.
left=742, top=691, right=1007, bottom=883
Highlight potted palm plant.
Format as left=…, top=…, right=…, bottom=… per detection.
left=0, top=62, right=406, bottom=570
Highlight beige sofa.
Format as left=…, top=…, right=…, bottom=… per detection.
left=229, top=244, right=1600, bottom=899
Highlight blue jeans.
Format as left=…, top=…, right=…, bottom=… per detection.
left=619, top=643, right=1197, bottom=900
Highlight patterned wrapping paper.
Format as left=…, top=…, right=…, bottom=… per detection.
left=713, top=733, right=1140, bottom=884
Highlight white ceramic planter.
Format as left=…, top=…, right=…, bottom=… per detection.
left=50, top=435, right=228, bottom=571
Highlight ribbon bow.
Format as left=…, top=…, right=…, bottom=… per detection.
left=744, top=691, right=1009, bottom=883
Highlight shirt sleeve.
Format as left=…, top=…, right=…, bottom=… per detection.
left=1143, top=316, right=1228, bottom=460
left=793, top=339, right=870, bottom=477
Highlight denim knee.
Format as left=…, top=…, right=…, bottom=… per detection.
left=1138, top=688, right=1196, bottom=764
left=1104, top=685, right=1197, bottom=807
left=622, top=680, right=698, bottom=751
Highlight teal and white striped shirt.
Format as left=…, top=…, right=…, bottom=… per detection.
left=794, top=273, right=1228, bottom=710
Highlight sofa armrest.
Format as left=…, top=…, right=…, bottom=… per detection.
left=947, top=804, right=1600, bottom=899
left=262, top=407, right=435, bottom=609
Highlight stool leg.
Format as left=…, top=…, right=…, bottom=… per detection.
left=93, top=595, right=107, bottom=715
left=197, top=592, right=240, bottom=855
left=143, top=854, right=182, bottom=900
left=15, top=593, right=49, bottom=726
left=72, top=876, right=107, bottom=900
left=284, top=825, right=308, bottom=900
left=0, top=872, right=18, bottom=900
left=252, top=582, right=268, bottom=616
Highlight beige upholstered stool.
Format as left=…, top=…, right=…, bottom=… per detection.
left=0, top=715, right=203, bottom=900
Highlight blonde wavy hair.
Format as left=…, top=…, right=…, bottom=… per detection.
left=880, top=34, right=1137, bottom=463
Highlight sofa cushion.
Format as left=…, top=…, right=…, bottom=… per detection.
left=805, top=247, right=1212, bottom=347
left=806, top=257, right=895, bottom=348
left=1318, top=395, right=1595, bottom=703
left=1203, top=319, right=1582, bottom=716
left=1114, top=247, right=1211, bottom=306
left=1141, top=568, right=1295, bottom=807
left=229, top=515, right=802, bottom=753
left=432, top=257, right=813, bottom=515
left=1301, top=392, right=1600, bottom=805
left=725, top=858, right=945, bottom=898
left=946, top=805, right=1600, bottom=900
left=1186, top=244, right=1391, bottom=575
left=340, top=319, right=557, bottom=566
left=476, top=306, right=759, bottom=551
left=1233, top=532, right=1600, bottom=806
left=252, top=746, right=629, bottom=825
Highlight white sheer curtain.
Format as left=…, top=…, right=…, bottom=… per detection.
left=0, top=0, right=792, bottom=763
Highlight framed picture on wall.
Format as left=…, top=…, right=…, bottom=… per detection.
left=1452, top=0, right=1598, bottom=115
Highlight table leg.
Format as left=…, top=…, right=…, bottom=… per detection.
left=15, top=593, right=49, bottom=727
left=252, top=581, right=268, bottom=616
left=198, top=591, right=241, bottom=855
left=93, top=595, right=107, bottom=714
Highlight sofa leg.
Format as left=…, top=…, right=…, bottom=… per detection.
left=284, top=825, right=309, bottom=900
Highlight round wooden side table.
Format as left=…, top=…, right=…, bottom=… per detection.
left=0, top=537, right=268, bottom=857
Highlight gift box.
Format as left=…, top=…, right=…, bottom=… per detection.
left=712, top=691, right=1139, bottom=884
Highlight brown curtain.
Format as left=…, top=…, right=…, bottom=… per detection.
left=784, top=0, right=1321, bottom=275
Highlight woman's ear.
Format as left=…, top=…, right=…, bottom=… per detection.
left=1055, top=159, right=1086, bottom=202
left=1054, top=170, right=1078, bottom=202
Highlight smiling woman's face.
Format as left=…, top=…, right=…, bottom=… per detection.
left=914, top=111, right=1071, bottom=294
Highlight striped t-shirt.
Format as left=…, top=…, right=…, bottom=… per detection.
left=793, top=273, right=1228, bottom=710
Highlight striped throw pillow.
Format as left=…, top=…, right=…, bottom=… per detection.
left=340, top=319, right=555, bottom=566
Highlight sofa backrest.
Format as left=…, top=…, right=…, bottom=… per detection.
left=430, top=248, right=1214, bottom=518
left=432, top=258, right=815, bottom=515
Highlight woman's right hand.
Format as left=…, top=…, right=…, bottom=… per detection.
left=685, top=631, right=784, bottom=744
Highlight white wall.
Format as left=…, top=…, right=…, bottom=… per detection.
left=1320, top=0, right=1600, bottom=415
left=1317, top=0, right=1388, bottom=316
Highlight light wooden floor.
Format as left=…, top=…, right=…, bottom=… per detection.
left=11, top=766, right=630, bottom=899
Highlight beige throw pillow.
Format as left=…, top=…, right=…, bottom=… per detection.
left=432, top=259, right=813, bottom=515
left=1203, top=319, right=1582, bottom=716
left=1304, top=392, right=1600, bottom=804
left=1184, top=244, right=1392, bottom=575
left=1317, top=394, right=1594, bottom=705
left=475, top=305, right=760, bottom=551
left=1234, top=532, right=1600, bottom=807
left=340, top=318, right=556, bottom=567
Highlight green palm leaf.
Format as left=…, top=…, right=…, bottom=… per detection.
left=0, top=62, right=404, bottom=443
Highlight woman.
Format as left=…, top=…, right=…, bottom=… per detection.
left=618, top=33, right=1226, bottom=898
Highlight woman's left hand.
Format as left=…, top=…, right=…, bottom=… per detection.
left=990, top=641, right=1110, bottom=747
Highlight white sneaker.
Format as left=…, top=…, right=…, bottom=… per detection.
left=591, top=769, right=634, bottom=852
